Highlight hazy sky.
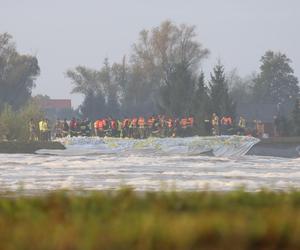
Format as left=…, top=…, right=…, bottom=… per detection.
left=1, top=0, right=299, bottom=107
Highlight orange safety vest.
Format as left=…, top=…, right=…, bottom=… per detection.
left=131, top=118, right=138, bottom=128
left=188, top=117, right=194, bottom=127
left=167, top=119, right=173, bottom=128
left=94, top=120, right=99, bottom=129
left=147, top=117, right=155, bottom=127
left=180, top=118, right=188, bottom=128
left=99, top=120, right=105, bottom=130
left=111, top=120, right=116, bottom=129
left=138, top=117, right=145, bottom=127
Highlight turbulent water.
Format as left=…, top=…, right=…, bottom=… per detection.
left=0, top=136, right=300, bottom=193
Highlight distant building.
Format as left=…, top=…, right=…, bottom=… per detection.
left=39, top=99, right=72, bottom=110
left=37, top=99, right=75, bottom=120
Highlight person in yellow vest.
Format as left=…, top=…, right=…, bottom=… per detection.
left=39, top=118, right=48, bottom=141
left=211, top=113, right=219, bottom=136
left=237, top=116, right=246, bottom=135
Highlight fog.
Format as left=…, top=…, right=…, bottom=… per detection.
left=1, top=0, right=299, bottom=107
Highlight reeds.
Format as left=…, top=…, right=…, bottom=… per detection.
left=1, top=189, right=300, bottom=249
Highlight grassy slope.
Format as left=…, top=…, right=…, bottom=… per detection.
left=1, top=190, right=300, bottom=249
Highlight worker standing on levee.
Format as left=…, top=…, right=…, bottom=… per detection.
left=187, top=116, right=194, bottom=136
left=110, top=118, right=117, bottom=137
left=138, top=116, right=146, bottom=139
left=122, top=118, right=130, bottom=138
left=147, top=115, right=155, bottom=137
left=69, top=118, right=77, bottom=137
left=166, top=117, right=173, bottom=137
left=220, top=115, right=233, bottom=135
left=130, top=117, right=138, bottom=138
left=211, top=113, right=219, bottom=136
left=29, top=118, right=37, bottom=141
left=61, top=119, right=69, bottom=137
left=180, top=117, right=188, bottom=137
left=237, top=116, right=246, bottom=135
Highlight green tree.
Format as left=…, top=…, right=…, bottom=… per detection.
left=292, top=99, right=300, bottom=136
left=158, top=63, right=196, bottom=116
left=99, top=58, right=120, bottom=117
left=209, top=63, right=235, bottom=117
left=192, top=72, right=211, bottom=131
left=0, top=33, right=40, bottom=110
left=253, top=51, right=299, bottom=105
left=131, top=20, right=209, bottom=114
left=66, top=65, right=108, bottom=119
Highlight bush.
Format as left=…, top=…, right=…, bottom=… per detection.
left=0, top=101, right=44, bottom=141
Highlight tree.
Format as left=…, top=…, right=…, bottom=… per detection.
left=192, top=72, right=211, bottom=117
left=253, top=51, right=299, bottom=106
left=227, top=70, right=255, bottom=105
left=80, top=91, right=106, bottom=120
left=131, top=21, right=209, bottom=114
left=209, top=63, right=235, bottom=117
left=0, top=33, right=40, bottom=110
left=158, top=63, right=196, bottom=116
left=98, top=58, right=120, bottom=117
left=292, top=99, right=300, bottom=136
left=66, top=65, right=107, bottom=118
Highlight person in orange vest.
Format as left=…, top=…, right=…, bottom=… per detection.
left=147, top=116, right=155, bottom=137
left=110, top=118, right=117, bottom=137
left=138, top=116, right=146, bottom=139
left=97, top=119, right=104, bottom=137
left=180, top=117, right=188, bottom=137
left=220, top=115, right=233, bottom=135
left=187, top=116, right=194, bottom=136
left=94, top=120, right=100, bottom=136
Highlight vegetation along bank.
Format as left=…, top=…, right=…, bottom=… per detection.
left=1, top=189, right=300, bottom=249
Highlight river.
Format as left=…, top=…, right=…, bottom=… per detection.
left=0, top=136, right=299, bottom=193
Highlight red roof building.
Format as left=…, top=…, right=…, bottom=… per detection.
left=40, top=99, right=72, bottom=110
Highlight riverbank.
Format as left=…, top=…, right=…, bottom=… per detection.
left=247, top=136, right=300, bottom=158
left=0, top=141, right=65, bottom=154
left=1, top=189, right=300, bottom=249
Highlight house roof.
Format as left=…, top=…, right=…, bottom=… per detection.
left=40, top=99, right=72, bottom=109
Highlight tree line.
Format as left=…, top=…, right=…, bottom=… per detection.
left=1, top=20, right=300, bottom=139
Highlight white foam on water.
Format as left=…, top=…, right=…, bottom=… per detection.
left=1, top=136, right=300, bottom=193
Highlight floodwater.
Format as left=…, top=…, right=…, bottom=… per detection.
left=0, top=136, right=299, bottom=193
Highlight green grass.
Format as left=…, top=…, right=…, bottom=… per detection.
left=1, top=189, right=300, bottom=249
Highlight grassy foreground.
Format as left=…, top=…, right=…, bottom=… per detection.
left=1, top=190, right=300, bottom=250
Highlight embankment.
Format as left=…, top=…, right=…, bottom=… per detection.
left=0, top=141, right=65, bottom=154
left=247, top=137, right=300, bottom=158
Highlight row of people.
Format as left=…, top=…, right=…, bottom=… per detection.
left=93, top=116, right=195, bottom=139
left=29, top=114, right=247, bottom=141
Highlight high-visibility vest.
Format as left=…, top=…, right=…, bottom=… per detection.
left=167, top=119, right=173, bottom=128
left=147, top=117, right=155, bottom=127
left=138, top=117, right=145, bottom=127
left=94, top=120, right=99, bottom=129
left=239, top=118, right=246, bottom=128
left=111, top=120, right=117, bottom=129
left=131, top=118, right=138, bottom=128
left=188, top=117, right=194, bottom=127
left=212, top=116, right=219, bottom=126
left=180, top=118, right=188, bottom=128
left=122, top=119, right=129, bottom=128
left=98, top=120, right=104, bottom=130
